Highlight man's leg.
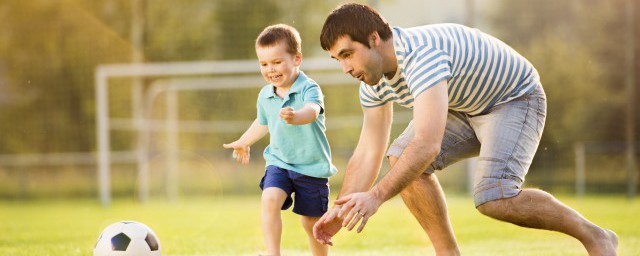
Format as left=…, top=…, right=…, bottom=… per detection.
left=387, top=111, right=480, bottom=255
left=471, top=86, right=617, bottom=255
left=477, top=189, right=618, bottom=255
left=391, top=156, right=460, bottom=256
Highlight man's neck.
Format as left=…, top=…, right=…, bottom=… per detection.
left=381, top=37, right=398, bottom=80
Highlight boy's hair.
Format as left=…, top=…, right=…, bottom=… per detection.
left=320, top=3, right=392, bottom=51
left=256, top=24, right=302, bottom=55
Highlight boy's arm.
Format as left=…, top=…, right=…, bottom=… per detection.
left=236, top=118, right=269, bottom=145
left=222, top=119, right=268, bottom=164
left=279, top=103, right=321, bottom=125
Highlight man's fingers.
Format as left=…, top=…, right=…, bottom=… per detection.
left=346, top=213, right=363, bottom=231
left=356, top=216, right=369, bottom=233
left=322, top=209, right=337, bottom=224
left=341, top=208, right=359, bottom=227
left=334, top=196, right=351, bottom=205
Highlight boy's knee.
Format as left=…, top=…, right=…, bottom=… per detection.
left=300, top=216, right=319, bottom=230
left=261, top=188, right=286, bottom=205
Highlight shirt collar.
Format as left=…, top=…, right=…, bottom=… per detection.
left=264, top=71, right=307, bottom=98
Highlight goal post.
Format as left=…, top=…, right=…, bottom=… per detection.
left=94, top=58, right=359, bottom=207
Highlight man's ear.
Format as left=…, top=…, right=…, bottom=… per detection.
left=369, top=32, right=380, bottom=47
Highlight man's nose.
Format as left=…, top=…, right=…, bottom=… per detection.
left=340, top=61, right=352, bottom=75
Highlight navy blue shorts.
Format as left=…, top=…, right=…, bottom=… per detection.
left=259, top=165, right=330, bottom=217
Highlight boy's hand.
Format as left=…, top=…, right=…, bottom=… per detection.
left=313, top=205, right=344, bottom=246
left=222, top=141, right=250, bottom=165
left=279, top=107, right=296, bottom=124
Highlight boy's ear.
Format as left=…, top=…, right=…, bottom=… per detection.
left=294, top=52, right=303, bottom=65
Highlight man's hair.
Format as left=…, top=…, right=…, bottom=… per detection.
left=256, top=24, right=302, bottom=55
left=320, top=3, right=392, bottom=51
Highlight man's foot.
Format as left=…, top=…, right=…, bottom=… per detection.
left=586, top=228, right=618, bottom=256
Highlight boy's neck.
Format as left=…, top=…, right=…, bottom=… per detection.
left=275, top=70, right=300, bottom=98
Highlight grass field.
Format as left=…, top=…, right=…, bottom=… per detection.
left=0, top=194, right=638, bottom=256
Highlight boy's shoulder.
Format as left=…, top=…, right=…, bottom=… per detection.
left=297, top=71, right=321, bottom=91
left=257, top=84, right=275, bottom=99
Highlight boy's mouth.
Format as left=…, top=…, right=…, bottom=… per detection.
left=270, top=74, right=283, bottom=82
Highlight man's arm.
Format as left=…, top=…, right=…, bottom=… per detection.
left=312, top=101, right=393, bottom=245
left=369, top=80, right=448, bottom=202
left=335, top=80, right=448, bottom=231
left=340, top=101, right=394, bottom=196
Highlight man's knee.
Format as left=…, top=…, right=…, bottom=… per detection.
left=387, top=155, right=398, bottom=167
left=476, top=198, right=505, bottom=217
left=475, top=192, right=524, bottom=219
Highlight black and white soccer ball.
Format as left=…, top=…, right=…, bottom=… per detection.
left=94, top=220, right=161, bottom=256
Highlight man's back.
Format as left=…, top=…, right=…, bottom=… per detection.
left=360, top=24, right=540, bottom=115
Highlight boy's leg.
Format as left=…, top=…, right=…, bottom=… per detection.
left=261, top=187, right=288, bottom=256
left=471, top=86, right=617, bottom=255
left=288, top=171, right=330, bottom=256
left=301, top=216, right=328, bottom=256
left=259, top=166, right=295, bottom=256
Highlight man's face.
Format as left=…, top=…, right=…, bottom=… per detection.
left=327, top=35, right=384, bottom=86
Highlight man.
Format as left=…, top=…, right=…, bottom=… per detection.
left=312, top=3, right=618, bottom=255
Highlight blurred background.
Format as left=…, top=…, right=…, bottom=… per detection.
left=0, top=0, right=638, bottom=204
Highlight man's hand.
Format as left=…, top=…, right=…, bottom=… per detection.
left=222, top=140, right=250, bottom=165
left=279, top=107, right=296, bottom=124
left=335, top=191, right=383, bottom=233
left=313, top=205, right=344, bottom=246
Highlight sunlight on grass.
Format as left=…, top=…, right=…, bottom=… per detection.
left=0, top=194, right=637, bottom=255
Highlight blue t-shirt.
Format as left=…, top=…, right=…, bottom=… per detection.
left=257, top=71, right=337, bottom=178
left=360, top=24, right=540, bottom=116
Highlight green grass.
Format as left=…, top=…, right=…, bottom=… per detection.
left=0, top=194, right=638, bottom=255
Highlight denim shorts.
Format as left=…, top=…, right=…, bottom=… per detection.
left=387, top=85, right=547, bottom=207
left=259, top=165, right=330, bottom=217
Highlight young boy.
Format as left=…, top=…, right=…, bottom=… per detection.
left=223, top=24, right=337, bottom=256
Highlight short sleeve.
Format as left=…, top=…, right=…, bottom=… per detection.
left=257, top=97, right=268, bottom=125
left=359, top=82, right=388, bottom=108
left=404, top=46, right=452, bottom=98
left=303, top=83, right=325, bottom=114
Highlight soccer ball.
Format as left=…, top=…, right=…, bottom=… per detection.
left=94, top=220, right=161, bottom=256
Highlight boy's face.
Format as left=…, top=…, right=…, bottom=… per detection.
left=256, top=42, right=301, bottom=89
left=327, top=35, right=384, bottom=86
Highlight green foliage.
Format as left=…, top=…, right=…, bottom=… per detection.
left=488, top=0, right=637, bottom=167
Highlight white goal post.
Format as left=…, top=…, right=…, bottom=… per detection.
left=94, top=58, right=366, bottom=207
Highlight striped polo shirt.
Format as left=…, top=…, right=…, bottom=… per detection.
left=360, top=24, right=540, bottom=115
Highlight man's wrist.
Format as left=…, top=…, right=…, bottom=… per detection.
left=370, top=187, right=385, bottom=204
